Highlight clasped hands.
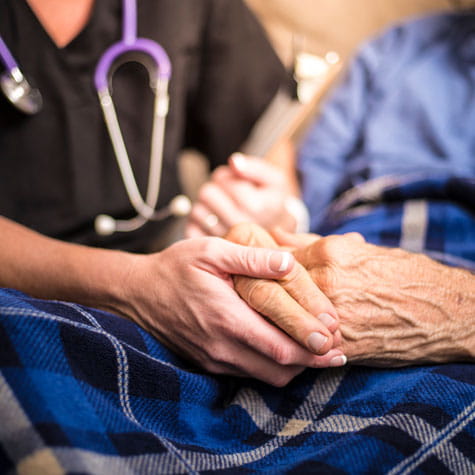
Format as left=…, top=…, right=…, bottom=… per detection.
left=185, top=153, right=298, bottom=238
left=123, top=220, right=471, bottom=388
left=226, top=222, right=474, bottom=369
left=180, top=154, right=473, bottom=384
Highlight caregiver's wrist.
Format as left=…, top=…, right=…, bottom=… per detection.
left=85, top=249, right=145, bottom=319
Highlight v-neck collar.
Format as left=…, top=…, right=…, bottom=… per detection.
left=16, top=0, right=122, bottom=75
left=22, top=0, right=101, bottom=52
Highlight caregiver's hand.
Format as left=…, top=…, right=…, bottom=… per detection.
left=185, top=154, right=298, bottom=238
left=273, top=229, right=475, bottom=366
left=0, top=217, right=329, bottom=387
left=121, top=236, right=341, bottom=386
left=225, top=223, right=347, bottom=368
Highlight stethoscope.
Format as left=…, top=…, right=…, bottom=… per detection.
left=0, top=0, right=191, bottom=236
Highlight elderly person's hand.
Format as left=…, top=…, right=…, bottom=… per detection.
left=185, top=154, right=301, bottom=238
left=271, top=228, right=475, bottom=366
left=225, top=223, right=347, bottom=368
left=226, top=223, right=475, bottom=367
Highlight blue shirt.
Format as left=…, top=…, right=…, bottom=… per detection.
left=299, top=12, right=475, bottom=230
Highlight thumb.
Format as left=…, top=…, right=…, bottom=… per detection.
left=229, top=153, right=284, bottom=187
left=214, top=240, right=294, bottom=279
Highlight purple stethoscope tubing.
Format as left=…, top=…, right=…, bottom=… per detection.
left=0, top=0, right=189, bottom=233
left=94, top=0, right=190, bottom=235
left=94, top=0, right=171, bottom=91
left=0, top=35, right=17, bottom=71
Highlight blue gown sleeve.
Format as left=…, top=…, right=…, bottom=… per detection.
left=298, top=26, right=405, bottom=230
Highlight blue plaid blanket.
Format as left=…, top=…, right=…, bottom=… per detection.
left=1, top=175, right=474, bottom=474
left=317, top=174, right=475, bottom=271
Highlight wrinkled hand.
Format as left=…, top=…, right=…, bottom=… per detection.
left=272, top=228, right=475, bottom=366
left=226, top=223, right=347, bottom=368
left=121, top=236, right=344, bottom=386
left=185, top=154, right=296, bottom=238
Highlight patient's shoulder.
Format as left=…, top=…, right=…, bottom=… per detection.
left=354, top=12, right=466, bottom=79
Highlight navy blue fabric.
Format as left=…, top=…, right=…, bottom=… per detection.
left=0, top=175, right=474, bottom=472
left=0, top=287, right=474, bottom=474
left=1, top=12, right=475, bottom=474
left=0, top=176, right=474, bottom=473
left=299, top=12, right=475, bottom=231
left=317, top=174, right=475, bottom=270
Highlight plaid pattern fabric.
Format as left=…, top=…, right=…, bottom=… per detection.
left=1, top=289, right=474, bottom=474
left=318, top=175, right=475, bottom=271
left=1, top=175, right=474, bottom=474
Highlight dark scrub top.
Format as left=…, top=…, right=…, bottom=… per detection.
left=0, top=0, right=287, bottom=251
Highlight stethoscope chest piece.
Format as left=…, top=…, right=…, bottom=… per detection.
left=0, top=34, right=43, bottom=115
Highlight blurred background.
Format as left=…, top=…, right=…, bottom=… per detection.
left=179, top=0, right=456, bottom=218
left=245, top=0, right=452, bottom=65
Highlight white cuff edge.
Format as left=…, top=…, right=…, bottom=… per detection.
left=284, top=196, right=310, bottom=234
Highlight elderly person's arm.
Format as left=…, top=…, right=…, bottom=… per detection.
left=227, top=223, right=475, bottom=366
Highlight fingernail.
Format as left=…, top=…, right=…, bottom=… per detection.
left=308, top=332, right=328, bottom=353
left=318, top=313, right=336, bottom=327
left=231, top=153, right=247, bottom=170
left=330, top=355, right=347, bottom=367
left=269, top=252, right=292, bottom=272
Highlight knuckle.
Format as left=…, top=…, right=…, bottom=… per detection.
left=294, top=293, right=314, bottom=311
left=189, top=204, right=202, bottom=221
left=239, top=246, right=260, bottom=272
left=198, top=182, right=216, bottom=203
left=345, top=231, right=365, bottom=243
left=205, top=342, right=231, bottom=366
left=211, top=165, right=228, bottom=180
left=315, top=266, right=337, bottom=296
left=200, top=359, right=226, bottom=376
left=269, top=343, right=294, bottom=366
left=226, top=222, right=256, bottom=245
left=318, top=235, right=341, bottom=259
left=269, top=371, right=294, bottom=388
left=199, top=236, right=224, bottom=257
left=281, top=260, right=305, bottom=283
left=246, top=280, right=277, bottom=312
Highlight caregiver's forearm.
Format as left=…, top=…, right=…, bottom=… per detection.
left=0, top=216, right=134, bottom=313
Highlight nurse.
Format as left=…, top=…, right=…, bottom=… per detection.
left=0, top=0, right=345, bottom=386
